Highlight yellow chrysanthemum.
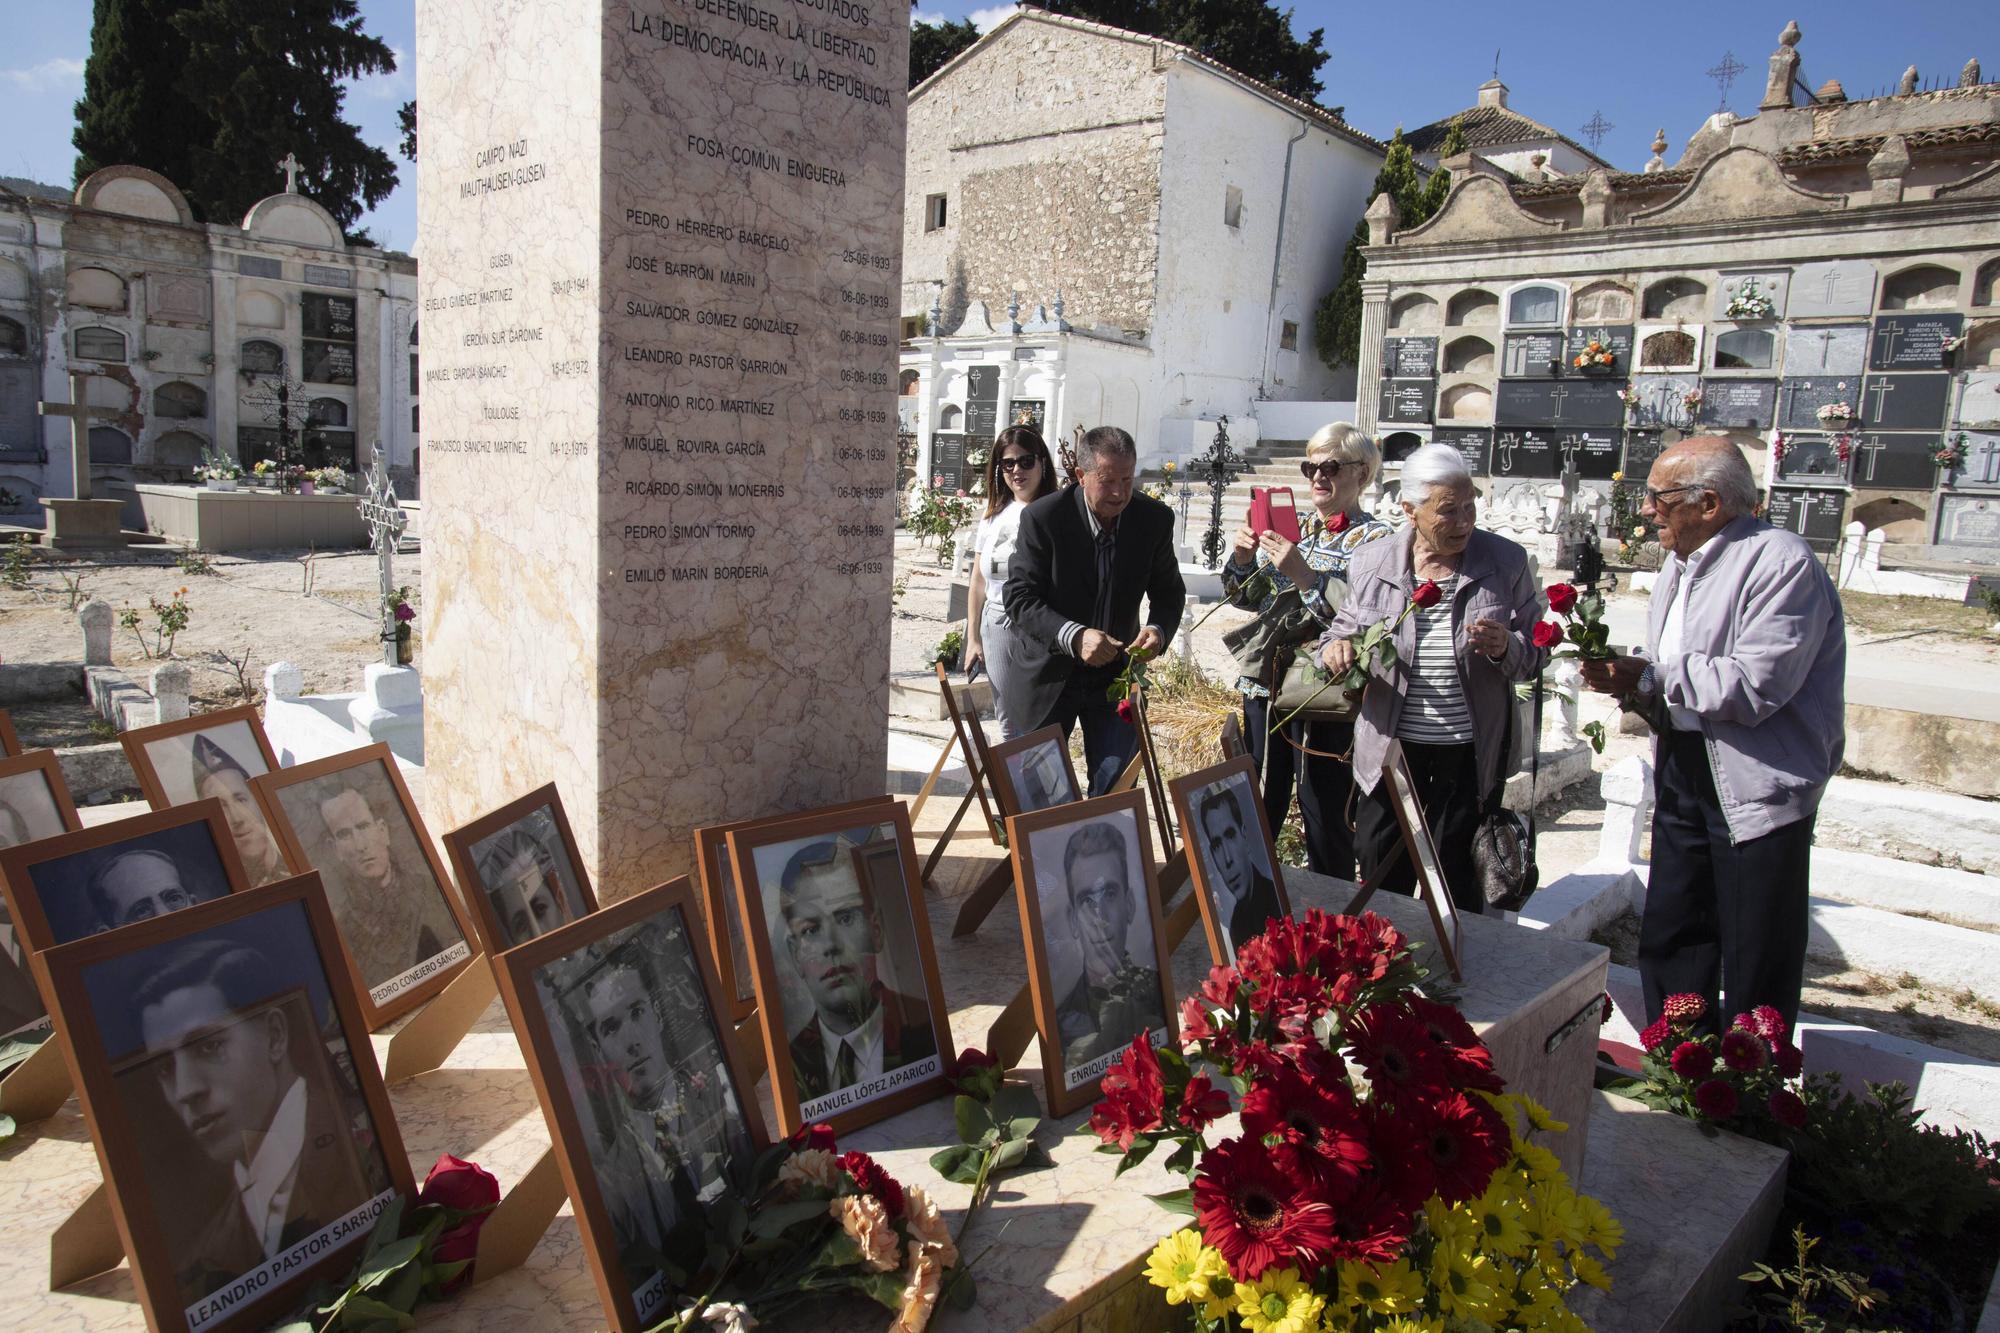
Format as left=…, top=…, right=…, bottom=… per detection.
left=1470, top=1180, right=1533, bottom=1257
left=1569, top=1250, right=1613, bottom=1291
left=1378, top=1317, right=1445, bottom=1333
left=1143, top=1229, right=1226, bottom=1307
left=1338, top=1257, right=1425, bottom=1315
left=1431, top=1247, right=1498, bottom=1320
left=1234, top=1266, right=1325, bottom=1333
left=1423, top=1196, right=1475, bottom=1252
left=1516, top=1095, right=1569, bottom=1134
left=1572, top=1191, right=1625, bottom=1256
left=1515, top=1141, right=1563, bottom=1185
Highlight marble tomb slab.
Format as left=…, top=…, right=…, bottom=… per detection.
left=1957, top=372, right=2000, bottom=430
left=1788, top=261, right=1876, bottom=319
left=1780, top=323, right=1868, bottom=376
left=1713, top=271, right=1791, bottom=321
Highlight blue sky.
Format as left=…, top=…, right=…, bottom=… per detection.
left=2, top=3, right=1994, bottom=254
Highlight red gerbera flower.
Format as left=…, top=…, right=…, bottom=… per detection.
left=1363, top=1102, right=1436, bottom=1212
left=838, top=1150, right=905, bottom=1218
left=1192, top=1138, right=1335, bottom=1280
left=1669, top=1040, right=1714, bottom=1080
left=1320, top=1177, right=1412, bottom=1267
left=1179, top=1075, right=1230, bottom=1133
left=1404, top=997, right=1504, bottom=1093
left=1693, top=1079, right=1739, bottom=1120
left=1639, top=1016, right=1673, bottom=1052
left=1349, top=1004, right=1444, bottom=1095
left=1401, top=1089, right=1510, bottom=1205
left=1240, top=1070, right=1371, bottom=1196
left=1720, top=1030, right=1767, bottom=1072
left=1767, top=1089, right=1808, bottom=1128
left=1088, top=1036, right=1165, bottom=1150
left=1661, top=993, right=1708, bottom=1026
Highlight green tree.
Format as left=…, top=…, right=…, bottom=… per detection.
left=911, top=16, right=982, bottom=88
left=72, top=0, right=399, bottom=235
left=1033, top=0, right=1329, bottom=101
left=1312, top=119, right=1463, bottom=373
left=396, top=100, right=416, bottom=163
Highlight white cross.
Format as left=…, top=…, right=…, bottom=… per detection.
left=1496, top=433, right=1521, bottom=472
left=359, top=444, right=410, bottom=666
left=37, top=371, right=122, bottom=501
left=1557, top=434, right=1584, bottom=471
left=1854, top=435, right=1888, bottom=483
left=1818, top=269, right=1842, bottom=307
left=1548, top=385, right=1570, bottom=421
left=1971, top=436, right=2000, bottom=486
left=278, top=153, right=302, bottom=194
left=1875, top=323, right=1905, bottom=366
left=1866, top=379, right=1896, bottom=424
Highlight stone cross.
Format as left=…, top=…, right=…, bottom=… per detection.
left=1782, top=499, right=1811, bottom=536
left=1970, top=437, right=2000, bottom=486
left=359, top=445, right=409, bottom=666
left=1808, top=329, right=1838, bottom=370
left=1866, top=379, right=1896, bottom=423
left=37, top=371, right=121, bottom=501
left=279, top=153, right=303, bottom=194
left=1817, top=269, right=1842, bottom=308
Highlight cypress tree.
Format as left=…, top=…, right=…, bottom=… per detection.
left=72, top=0, right=399, bottom=236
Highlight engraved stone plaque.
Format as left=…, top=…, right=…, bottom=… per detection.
left=1774, top=435, right=1846, bottom=483
left=1937, top=493, right=2000, bottom=548
left=1491, top=429, right=1559, bottom=478
left=1563, top=325, right=1634, bottom=378
left=1551, top=429, right=1622, bottom=481
left=1628, top=374, right=1699, bottom=430
left=1870, top=314, right=1964, bottom=371
left=1713, top=271, right=1790, bottom=321
left=1381, top=337, right=1438, bottom=379
left=1956, top=372, right=2000, bottom=429
left=1859, top=373, right=1952, bottom=431
left=1623, top=430, right=1667, bottom=476
left=1430, top=426, right=1490, bottom=475
left=1501, top=331, right=1565, bottom=379
left=1765, top=486, right=1848, bottom=548
left=1780, top=323, right=1868, bottom=376
left=1849, top=433, right=1941, bottom=490
left=1777, top=376, right=1861, bottom=431
left=1788, top=261, right=1876, bottom=319
left=1948, top=432, right=2000, bottom=491
left=1378, top=379, right=1435, bottom=424
left=1495, top=379, right=1626, bottom=428
left=1696, top=379, right=1778, bottom=429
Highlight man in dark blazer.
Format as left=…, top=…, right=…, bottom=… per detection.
left=1003, top=427, right=1187, bottom=795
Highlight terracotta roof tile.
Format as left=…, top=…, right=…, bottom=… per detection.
left=1404, top=104, right=1613, bottom=170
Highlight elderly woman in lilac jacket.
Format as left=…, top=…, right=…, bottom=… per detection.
left=1318, top=443, right=1546, bottom=913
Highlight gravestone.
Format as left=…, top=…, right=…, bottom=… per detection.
left=416, top=0, right=908, bottom=893
left=1552, top=429, right=1621, bottom=481
left=1788, top=260, right=1876, bottom=319
left=929, top=433, right=967, bottom=490
left=1859, top=373, right=1952, bottom=431
left=1492, top=429, right=1559, bottom=478
left=1955, top=372, right=2000, bottom=429
left=1938, top=493, right=2000, bottom=548
left=1380, top=337, right=1438, bottom=379
left=1501, top=331, right=1565, bottom=379
left=1494, top=379, right=1626, bottom=428
left=1774, top=435, right=1845, bottom=483
left=1377, top=379, right=1435, bottom=424
left=964, top=364, right=1000, bottom=443
left=1849, top=433, right=1940, bottom=490
left=1777, top=377, right=1861, bottom=431
left=1623, top=430, right=1666, bottom=476
left=1870, top=314, right=1964, bottom=371
left=1948, top=432, right=2000, bottom=490
left=1780, top=324, right=1868, bottom=376
left=1628, top=374, right=1699, bottom=430
left=1713, top=271, right=1790, bottom=321
left=1637, top=327, right=1700, bottom=371
left=1696, top=379, right=1778, bottom=429
left=1765, top=486, right=1847, bottom=549
left=1711, top=325, right=1780, bottom=372
left=1563, top=325, right=1633, bottom=378
left=1430, top=427, right=1491, bottom=475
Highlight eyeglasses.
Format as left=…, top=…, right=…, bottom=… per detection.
left=1644, top=484, right=1706, bottom=506
left=1300, top=459, right=1346, bottom=482
left=997, top=454, right=1040, bottom=473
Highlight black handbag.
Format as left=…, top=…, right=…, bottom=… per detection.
left=1472, top=671, right=1542, bottom=913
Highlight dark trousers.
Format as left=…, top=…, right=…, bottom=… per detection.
left=1242, top=696, right=1360, bottom=882
left=1356, top=740, right=1484, bottom=914
left=1640, top=728, right=1813, bottom=1038
left=1039, top=671, right=1138, bottom=797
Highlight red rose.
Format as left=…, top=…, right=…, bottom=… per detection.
left=1531, top=620, right=1562, bottom=649
left=1639, top=1016, right=1672, bottom=1052
left=1325, top=511, right=1352, bottom=535
left=1411, top=579, right=1443, bottom=610
left=1545, top=583, right=1579, bottom=614
left=1767, top=1089, right=1808, bottom=1128
left=953, top=1047, right=1004, bottom=1102
left=1661, top=992, right=1708, bottom=1026
left=839, top=1150, right=906, bottom=1219
left=1720, top=1030, right=1767, bottom=1072
left=1669, top=1040, right=1714, bottom=1080
left=417, top=1154, right=501, bottom=1290
left=1693, top=1079, right=1740, bottom=1120
left=1775, top=1042, right=1804, bottom=1079
left=1115, top=698, right=1136, bottom=725
left=789, top=1122, right=838, bottom=1153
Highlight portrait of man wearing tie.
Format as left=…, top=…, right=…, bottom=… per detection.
left=1047, top=818, right=1165, bottom=1075
left=131, top=939, right=388, bottom=1309
left=1194, top=780, right=1283, bottom=957
left=775, top=836, right=937, bottom=1107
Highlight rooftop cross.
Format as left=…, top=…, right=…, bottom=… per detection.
left=278, top=152, right=303, bottom=194
left=1707, top=51, right=1748, bottom=112
left=1580, top=111, right=1615, bottom=151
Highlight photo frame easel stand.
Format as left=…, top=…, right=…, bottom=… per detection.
left=378, top=953, right=500, bottom=1083
left=1341, top=741, right=1463, bottom=980
left=0, top=1038, right=72, bottom=1121
left=916, top=664, right=1005, bottom=887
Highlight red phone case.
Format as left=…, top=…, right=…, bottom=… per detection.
left=1250, top=487, right=1302, bottom=543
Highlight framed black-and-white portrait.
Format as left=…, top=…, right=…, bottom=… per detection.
left=492, top=878, right=761, bottom=1333
left=0, top=750, right=83, bottom=1036
left=123, top=706, right=291, bottom=887
left=987, top=726, right=1080, bottom=818
left=0, top=708, right=20, bottom=757
left=1009, top=790, right=1177, bottom=1116
left=444, top=784, right=597, bottom=955
left=252, top=744, right=476, bottom=1027
left=728, top=802, right=952, bottom=1136
left=1169, top=757, right=1291, bottom=965
left=39, top=874, right=410, bottom=1333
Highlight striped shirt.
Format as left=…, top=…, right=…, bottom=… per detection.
left=1397, top=575, right=1475, bottom=744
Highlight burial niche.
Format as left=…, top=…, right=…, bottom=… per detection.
left=1977, top=259, right=2000, bottom=308
left=1641, top=329, right=1698, bottom=370
left=0, top=316, right=24, bottom=358
left=240, top=339, right=285, bottom=376
left=1713, top=327, right=1776, bottom=370
left=154, top=430, right=206, bottom=469
left=1390, top=293, right=1440, bottom=332
left=89, top=426, right=132, bottom=464
left=154, top=381, right=207, bottom=419
left=66, top=266, right=127, bottom=312
left=1443, top=335, right=1495, bottom=374
left=1447, top=289, right=1498, bottom=327
left=1572, top=281, right=1634, bottom=324
left=938, top=404, right=962, bottom=429
left=73, top=327, right=127, bottom=362
left=1438, top=383, right=1493, bottom=421
left=1642, top=277, right=1706, bottom=321
left=1881, top=265, right=1960, bottom=311
left=1380, top=431, right=1425, bottom=463
left=1505, top=283, right=1564, bottom=327
left=237, top=288, right=285, bottom=329
left=309, top=397, right=349, bottom=427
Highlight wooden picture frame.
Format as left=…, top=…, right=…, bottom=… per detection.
left=1009, top=789, right=1178, bottom=1117
left=985, top=727, right=1081, bottom=819
left=443, top=784, right=598, bottom=956
left=0, top=708, right=20, bottom=757
left=0, top=749, right=84, bottom=1038
left=1169, top=756, right=1292, bottom=967
left=1381, top=739, right=1464, bottom=980
left=693, top=796, right=897, bottom=1024
left=251, top=743, right=477, bottom=1029
left=490, top=877, right=764, bottom=1333
left=728, top=801, right=953, bottom=1137
left=121, top=705, right=292, bottom=887
left=39, top=873, right=413, bottom=1333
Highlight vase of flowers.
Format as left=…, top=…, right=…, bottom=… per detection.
left=1814, top=400, right=1855, bottom=429
left=195, top=448, right=243, bottom=491
left=1096, top=909, right=1621, bottom=1331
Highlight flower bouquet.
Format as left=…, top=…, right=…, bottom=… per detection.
left=1616, top=384, right=1640, bottom=409
left=1725, top=278, right=1776, bottom=321
left=1092, top=909, right=1620, bottom=1332
left=1814, top=401, right=1855, bottom=428
left=1619, top=994, right=1808, bottom=1133
left=1539, top=583, right=1622, bottom=753
left=1269, top=579, right=1441, bottom=732
left=313, top=464, right=351, bottom=491
left=1935, top=432, right=1970, bottom=472
left=1681, top=387, right=1705, bottom=413
left=1571, top=333, right=1617, bottom=373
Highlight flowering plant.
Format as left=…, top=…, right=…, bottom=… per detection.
left=195, top=446, right=243, bottom=481
left=312, top=465, right=350, bottom=490
left=1833, top=433, right=1854, bottom=466
left=1814, top=401, right=1855, bottom=426
left=1725, top=278, right=1776, bottom=321
left=1620, top=994, right=1812, bottom=1134
left=1270, top=580, right=1441, bottom=732
left=1571, top=332, right=1617, bottom=372
left=251, top=459, right=277, bottom=477
left=1092, top=909, right=1619, bottom=1331
left=1935, top=432, right=1970, bottom=471
left=1681, top=387, right=1705, bottom=411
left=1616, top=384, right=1640, bottom=409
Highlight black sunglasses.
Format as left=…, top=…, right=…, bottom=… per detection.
left=1300, top=459, right=1346, bottom=481
left=997, top=454, right=1041, bottom=472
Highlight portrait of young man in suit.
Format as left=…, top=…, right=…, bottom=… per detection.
left=1002, top=426, right=1187, bottom=795
left=1195, top=780, right=1282, bottom=956
left=777, top=838, right=936, bottom=1104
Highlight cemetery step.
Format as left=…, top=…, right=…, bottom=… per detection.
left=884, top=727, right=971, bottom=799
left=1809, top=845, right=2000, bottom=930
left=1815, top=774, right=2000, bottom=874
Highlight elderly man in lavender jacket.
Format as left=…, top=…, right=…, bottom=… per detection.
left=1582, top=437, right=1846, bottom=1038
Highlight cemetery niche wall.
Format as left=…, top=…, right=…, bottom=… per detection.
left=417, top=0, right=908, bottom=895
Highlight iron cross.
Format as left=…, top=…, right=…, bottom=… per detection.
left=278, top=153, right=303, bottom=194
left=37, top=371, right=122, bottom=501
left=359, top=445, right=410, bottom=666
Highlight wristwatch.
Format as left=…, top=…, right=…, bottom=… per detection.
left=1636, top=663, right=1658, bottom=697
